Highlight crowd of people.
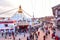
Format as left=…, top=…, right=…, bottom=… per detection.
left=0, top=21, right=59, bottom=40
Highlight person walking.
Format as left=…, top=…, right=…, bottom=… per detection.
left=27, top=37, right=29, bottom=40
left=43, top=35, right=46, bottom=40
left=38, top=32, right=40, bottom=36
left=2, top=32, right=3, bottom=37
left=12, top=31, right=15, bottom=40
left=19, top=38, right=21, bottom=40
left=24, top=33, right=25, bottom=37
left=35, top=33, right=38, bottom=40
left=55, top=36, right=59, bottom=40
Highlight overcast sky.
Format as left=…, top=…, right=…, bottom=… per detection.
left=0, top=0, right=60, bottom=18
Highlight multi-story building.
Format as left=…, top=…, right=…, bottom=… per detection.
left=52, top=4, right=60, bottom=37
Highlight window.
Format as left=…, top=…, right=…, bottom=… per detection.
left=57, top=9, right=60, bottom=17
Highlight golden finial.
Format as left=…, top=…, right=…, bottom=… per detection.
left=18, top=5, right=23, bottom=13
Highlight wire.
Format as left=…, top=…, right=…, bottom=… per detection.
left=0, top=6, right=32, bottom=17
left=11, top=11, right=18, bottom=18
left=23, top=9, right=32, bottom=17
left=0, top=8, right=18, bottom=15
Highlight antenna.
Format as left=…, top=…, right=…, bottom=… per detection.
left=33, top=12, right=34, bottom=18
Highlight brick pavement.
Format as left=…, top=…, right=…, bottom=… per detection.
left=38, top=28, right=54, bottom=40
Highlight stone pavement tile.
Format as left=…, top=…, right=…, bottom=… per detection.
left=38, top=29, right=54, bottom=40
left=38, top=30, right=45, bottom=40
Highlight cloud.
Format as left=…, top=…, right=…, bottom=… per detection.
left=0, top=0, right=60, bottom=18
left=0, top=0, right=12, bottom=7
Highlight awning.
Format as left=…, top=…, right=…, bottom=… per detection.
left=0, top=20, right=16, bottom=24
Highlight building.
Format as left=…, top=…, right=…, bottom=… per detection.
left=0, top=6, right=31, bottom=33
left=52, top=4, right=60, bottom=37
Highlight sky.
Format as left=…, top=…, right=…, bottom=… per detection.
left=0, top=0, right=60, bottom=18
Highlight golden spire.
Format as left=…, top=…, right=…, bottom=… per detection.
left=18, top=5, right=23, bottom=13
